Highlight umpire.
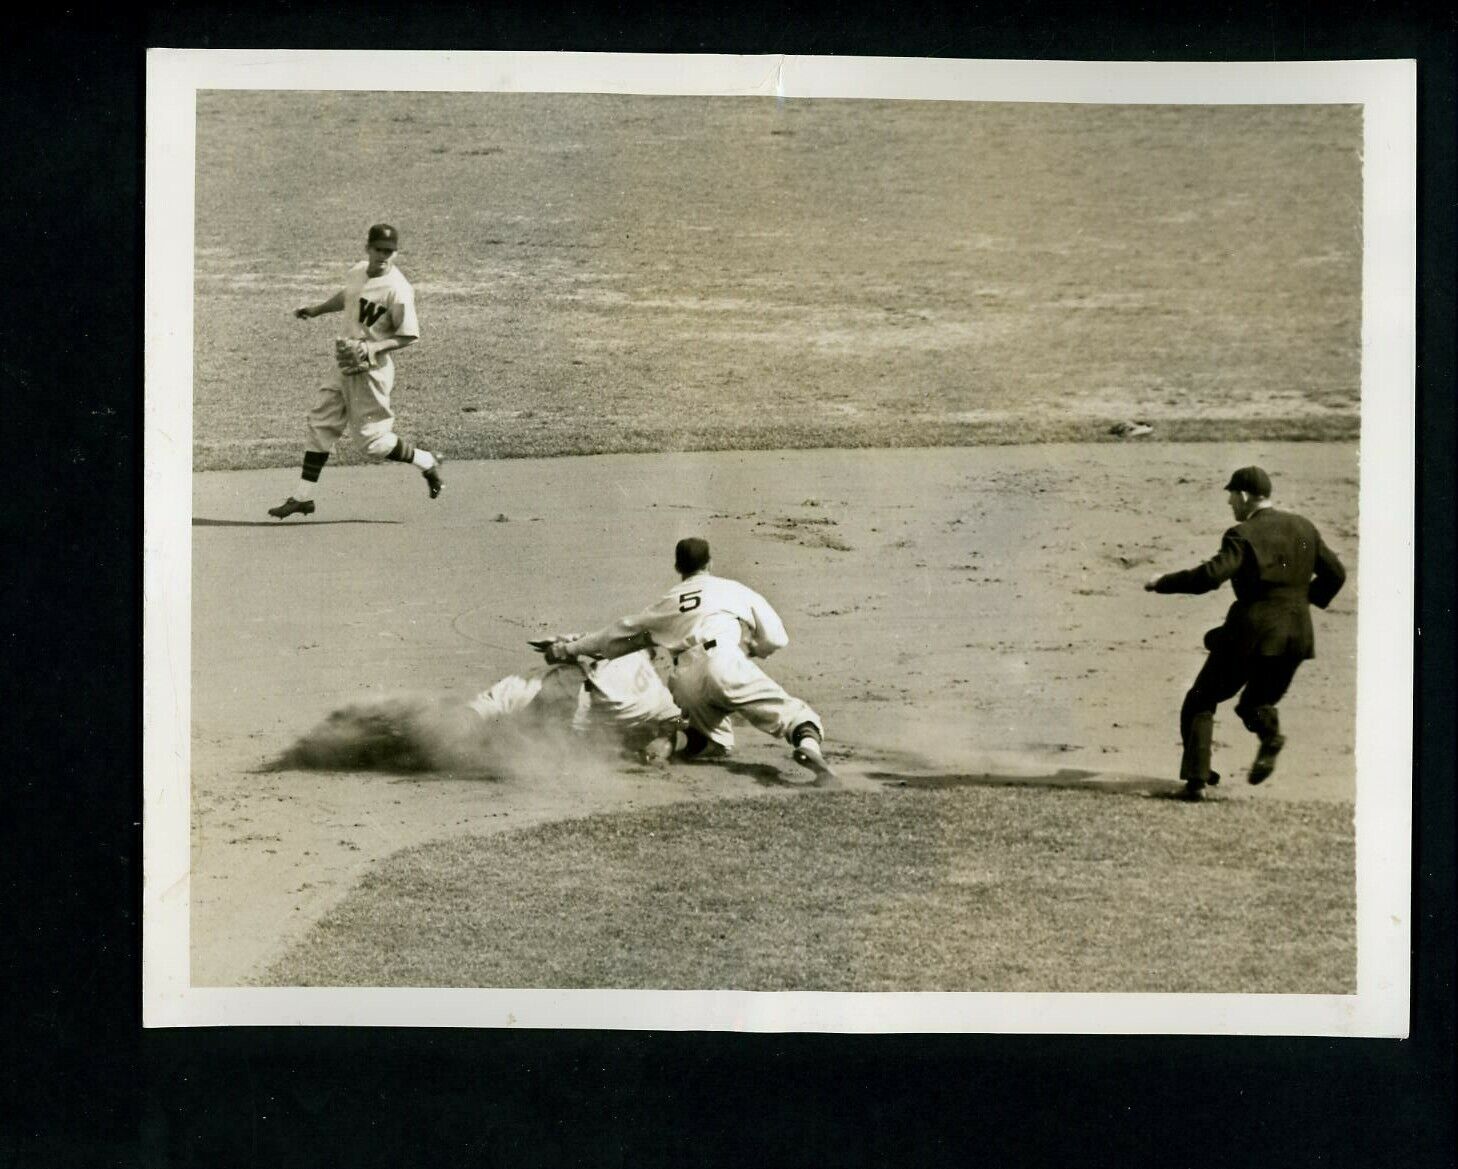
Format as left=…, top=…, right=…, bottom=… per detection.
left=1145, top=466, right=1347, bottom=800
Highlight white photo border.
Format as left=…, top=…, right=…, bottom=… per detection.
left=144, top=51, right=1415, bottom=1034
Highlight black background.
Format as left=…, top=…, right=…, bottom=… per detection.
left=2, top=4, right=1452, bottom=1166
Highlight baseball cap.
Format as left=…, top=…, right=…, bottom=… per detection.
left=675, top=538, right=712, bottom=575
left=1224, top=466, right=1272, bottom=497
left=367, top=223, right=400, bottom=250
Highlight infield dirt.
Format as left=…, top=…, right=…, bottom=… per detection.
left=191, top=441, right=1357, bottom=985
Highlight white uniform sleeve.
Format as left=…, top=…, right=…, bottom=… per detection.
left=743, top=588, right=789, bottom=658
left=392, top=281, right=420, bottom=339
left=566, top=594, right=678, bottom=660
left=341, top=264, right=366, bottom=322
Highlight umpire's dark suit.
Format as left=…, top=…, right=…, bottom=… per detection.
left=1153, top=505, right=1346, bottom=785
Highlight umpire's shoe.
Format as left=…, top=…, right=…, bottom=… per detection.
left=423, top=457, right=445, bottom=499
left=1177, top=771, right=1216, bottom=801
left=268, top=497, right=315, bottom=519
left=1249, top=735, right=1286, bottom=785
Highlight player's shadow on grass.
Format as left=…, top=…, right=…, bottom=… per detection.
left=193, top=517, right=404, bottom=527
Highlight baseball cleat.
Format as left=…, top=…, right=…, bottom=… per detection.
left=1177, top=779, right=1206, bottom=802
left=267, top=497, right=316, bottom=519
left=792, top=742, right=838, bottom=782
left=423, top=457, right=445, bottom=499
left=1205, top=770, right=1221, bottom=787
left=675, top=726, right=730, bottom=762
left=1248, top=735, right=1286, bottom=785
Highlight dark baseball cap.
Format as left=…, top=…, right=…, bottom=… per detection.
left=1224, top=466, right=1272, bottom=497
left=367, top=223, right=400, bottom=249
left=675, top=537, right=712, bottom=575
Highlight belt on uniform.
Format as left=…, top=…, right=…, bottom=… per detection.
left=673, top=639, right=716, bottom=665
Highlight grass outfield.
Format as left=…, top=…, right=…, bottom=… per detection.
left=265, top=784, right=1354, bottom=993
left=193, top=96, right=1360, bottom=471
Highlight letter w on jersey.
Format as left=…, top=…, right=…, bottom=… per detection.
left=358, top=298, right=388, bottom=328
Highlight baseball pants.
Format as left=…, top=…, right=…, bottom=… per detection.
left=1178, top=645, right=1302, bottom=783
left=668, top=643, right=821, bottom=751
left=305, top=363, right=400, bottom=457
left=580, top=652, right=682, bottom=732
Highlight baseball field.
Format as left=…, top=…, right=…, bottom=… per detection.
left=187, top=92, right=1362, bottom=994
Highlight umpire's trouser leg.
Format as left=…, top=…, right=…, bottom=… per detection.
left=1178, top=645, right=1249, bottom=783
left=1234, top=655, right=1303, bottom=743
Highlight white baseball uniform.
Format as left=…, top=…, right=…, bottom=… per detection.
left=468, top=651, right=681, bottom=741
left=564, top=572, right=821, bottom=751
left=305, top=260, right=420, bottom=458
left=578, top=652, right=683, bottom=733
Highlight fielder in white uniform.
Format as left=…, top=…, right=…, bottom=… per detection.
left=268, top=223, right=444, bottom=519
left=544, top=538, right=836, bottom=780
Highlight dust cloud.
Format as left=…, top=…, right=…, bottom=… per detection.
left=264, top=694, right=653, bottom=785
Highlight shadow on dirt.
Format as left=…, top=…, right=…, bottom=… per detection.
left=194, top=517, right=403, bottom=527
left=866, top=769, right=1192, bottom=799
left=253, top=704, right=1197, bottom=802
left=716, top=760, right=810, bottom=787
left=252, top=758, right=498, bottom=780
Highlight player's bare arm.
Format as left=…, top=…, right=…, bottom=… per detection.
left=365, top=334, right=418, bottom=359
left=294, top=289, right=346, bottom=320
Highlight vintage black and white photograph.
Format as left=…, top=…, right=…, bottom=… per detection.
left=143, top=53, right=1414, bottom=1031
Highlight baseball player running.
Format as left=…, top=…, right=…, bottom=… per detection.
left=539, top=538, right=837, bottom=782
left=268, top=223, right=444, bottom=518
left=1144, top=466, right=1347, bottom=800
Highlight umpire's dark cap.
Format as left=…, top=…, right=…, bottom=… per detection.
left=675, top=538, right=712, bottom=575
left=1224, top=466, right=1272, bottom=497
left=367, top=223, right=400, bottom=249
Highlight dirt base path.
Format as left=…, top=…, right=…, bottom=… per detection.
left=189, top=443, right=1358, bottom=985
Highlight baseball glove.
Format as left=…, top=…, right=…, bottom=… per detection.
left=529, top=636, right=578, bottom=664
left=334, top=337, right=376, bottom=375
